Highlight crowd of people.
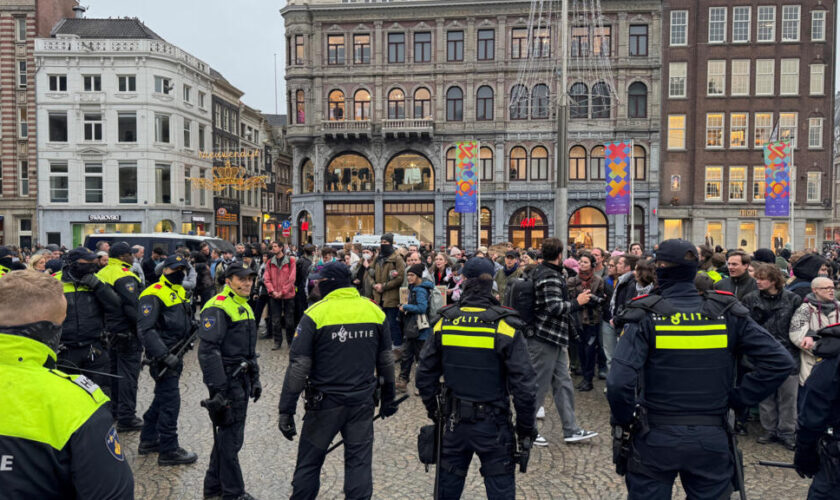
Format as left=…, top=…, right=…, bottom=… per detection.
left=1, top=232, right=839, bottom=499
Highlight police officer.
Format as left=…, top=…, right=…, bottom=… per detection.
left=0, top=270, right=134, bottom=498
left=794, top=323, right=840, bottom=499
left=0, top=246, right=25, bottom=277
left=137, top=254, right=198, bottom=466
left=415, top=257, right=537, bottom=500
left=606, top=239, right=795, bottom=499
left=54, top=247, right=121, bottom=395
left=277, top=261, right=398, bottom=500
left=97, top=241, right=144, bottom=432
left=198, top=262, right=261, bottom=500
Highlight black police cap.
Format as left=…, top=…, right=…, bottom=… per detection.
left=655, top=239, right=699, bottom=266
left=67, top=247, right=97, bottom=263
left=110, top=242, right=132, bottom=259
left=462, top=257, right=495, bottom=279
left=225, top=262, right=257, bottom=279
left=308, top=261, right=351, bottom=282
left=162, top=254, right=188, bottom=270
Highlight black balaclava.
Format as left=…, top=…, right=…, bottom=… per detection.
left=167, top=269, right=186, bottom=285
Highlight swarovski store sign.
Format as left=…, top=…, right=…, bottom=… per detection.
left=89, top=215, right=122, bottom=223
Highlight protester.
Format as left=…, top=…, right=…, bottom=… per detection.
left=566, top=253, right=606, bottom=392
left=790, top=277, right=840, bottom=385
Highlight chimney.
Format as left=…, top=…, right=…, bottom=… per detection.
left=72, top=5, right=86, bottom=18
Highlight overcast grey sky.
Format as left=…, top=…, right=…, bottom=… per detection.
left=82, top=1, right=840, bottom=112
left=85, top=0, right=286, bottom=114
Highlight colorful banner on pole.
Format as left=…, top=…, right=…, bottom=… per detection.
left=605, top=140, right=632, bottom=215
left=454, top=141, right=479, bottom=213
left=764, top=141, right=791, bottom=217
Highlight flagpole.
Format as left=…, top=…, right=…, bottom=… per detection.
left=629, top=140, right=635, bottom=249
left=477, top=140, right=481, bottom=250
left=790, top=141, right=795, bottom=249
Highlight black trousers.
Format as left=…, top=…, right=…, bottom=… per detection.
left=139, top=363, right=183, bottom=453
left=252, top=295, right=271, bottom=330
left=109, top=335, right=143, bottom=424
left=269, top=297, right=295, bottom=347
left=204, top=379, right=249, bottom=499
left=58, top=342, right=111, bottom=398
left=399, top=337, right=425, bottom=382
left=291, top=403, right=374, bottom=500
left=438, top=413, right=516, bottom=500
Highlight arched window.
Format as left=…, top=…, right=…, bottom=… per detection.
left=328, top=89, right=345, bottom=121
left=295, top=90, right=305, bottom=124
left=509, top=146, right=527, bottom=181
left=510, top=84, right=529, bottom=120
left=480, top=207, right=492, bottom=247
left=633, top=145, right=647, bottom=180
left=324, top=153, right=373, bottom=192
left=532, top=84, right=550, bottom=119
left=530, top=146, right=548, bottom=180
left=414, top=88, right=431, bottom=119
left=301, top=159, right=314, bottom=193
left=476, top=85, right=494, bottom=121
left=447, top=208, right=462, bottom=248
left=446, top=87, right=463, bottom=121
left=628, top=82, right=647, bottom=118
left=388, top=88, right=405, bottom=119
left=589, top=145, right=605, bottom=180
left=354, top=89, right=370, bottom=120
left=385, top=152, right=434, bottom=191
left=446, top=147, right=456, bottom=181
left=592, top=82, right=611, bottom=119
left=569, top=207, right=608, bottom=250
left=480, top=146, right=494, bottom=181
left=570, top=83, right=588, bottom=119
left=509, top=207, right=548, bottom=249
left=569, top=145, right=586, bottom=180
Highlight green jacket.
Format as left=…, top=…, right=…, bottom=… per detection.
left=494, top=265, right=523, bottom=300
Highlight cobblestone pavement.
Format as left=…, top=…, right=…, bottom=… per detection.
left=126, top=337, right=810, bottom=499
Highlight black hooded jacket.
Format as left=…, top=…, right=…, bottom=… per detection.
left=787, top=254, right=828, bottom=299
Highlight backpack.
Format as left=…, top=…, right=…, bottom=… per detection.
left=504, top=272, right=537, bottom=329
left=427, top=285, right=445, bottom=320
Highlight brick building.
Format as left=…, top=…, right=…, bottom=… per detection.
left=0, top=0, right=77, bottom=248
left=659, top=0, right=836, bottom=251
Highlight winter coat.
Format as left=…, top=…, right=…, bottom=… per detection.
left=567, top=273, right=606, bottom=326
left=402, top=280, right=434, bottom=340
left=494, top=264, right=523, bottom=301
left=373, top=251, right=405, bottom=308
left=787, top=254, right=828, bottom=299
left=264, top=255, right=296, bottom=299
left=714, top=273, right=758, bottom=302
left=742, top=288, right=802, bottom=374
left=789, top=293, right=840, bottom=384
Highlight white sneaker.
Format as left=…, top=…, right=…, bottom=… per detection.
left=564, top=429, right=598, bottom=443
left=536, top=406, right=545, bottom=419
left=533, top=434, right=548, bottom=447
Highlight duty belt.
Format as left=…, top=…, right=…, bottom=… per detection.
left=646, top=412, right=724, bottom=427
left=452, top=399, right=508, bottom=423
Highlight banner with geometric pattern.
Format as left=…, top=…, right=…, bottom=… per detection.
left=604, top=140, right=632, bottom=215
left=454, top=141, right=479, bottom=213
left=764, top=141, right=791, bottom=217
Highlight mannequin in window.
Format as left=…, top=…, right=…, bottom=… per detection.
left=350, top=169, right=362, bottom=191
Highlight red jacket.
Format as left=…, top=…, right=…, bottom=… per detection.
left=264, top=256, right=296, bottom=299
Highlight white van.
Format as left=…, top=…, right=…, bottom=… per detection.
left=351, top=234, right=421, bottom=249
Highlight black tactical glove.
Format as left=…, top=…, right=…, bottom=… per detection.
left=251, top=380, right=262, bottom=403
left=278, top=413, right=296, bottom=441
left=794, top=446, right=820, bottom=478
left=516, top=424, right=538, bottom=443
left=202, top=391, right=231, bottom=426
left=160, top=353, right=179, bottom=370
left=79, top=273, right=102, bottom=290
left=380, top=398, right=398, bottom=418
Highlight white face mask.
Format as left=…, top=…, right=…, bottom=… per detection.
left=362, top=253, right=372, bottom=261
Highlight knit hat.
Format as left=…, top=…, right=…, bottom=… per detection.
left=450, top=246, right=461, bottom=257
left=752, top=248, right=776, bottom=264
left=563, top=258, right=580, bottom=274
left=407, top=264, right=426, bottom=278
left=380, top=233, right=394, bottom=245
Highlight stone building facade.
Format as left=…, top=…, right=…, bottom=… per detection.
left=659, top=0, right=836, bottom=252
left=282, top=0, right=662, bottom=251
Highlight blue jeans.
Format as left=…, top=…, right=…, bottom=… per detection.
left=384, top=307, right=402, bottom=347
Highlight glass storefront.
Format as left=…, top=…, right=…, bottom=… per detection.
left=771, top=222, right=789, bottom=252
left=298, top=211, right=312, bottom=244
left=181, top=221, right=207, bottom=236
left=663, top=219, right=684, bottom=240
left=510, top=207, right=548, bottom=250
left=480, top=208, right=492, bottom=247
left=569, top=207, right=607, bottom=250
left=385, top=153, right=434, bottom=191
left=705, top=221, right=724, bottom=247
left=447, top=209, right=461, bottom=248
left=384, top=202, right=434, bottom=244
left=242, top=217, right=261, bottom=243
left=325, top=154, right=374, bottom=192
left=72, top=222, right=142, bottom=248
left=805, top=222, right=817, bottom=250
left=154, top=219, right=175, bottom=232
left=302, top=159, right=314, bottom=193
left=326, top=202, right=374, bottom=243
left=738, top=222, right=757, bottom=252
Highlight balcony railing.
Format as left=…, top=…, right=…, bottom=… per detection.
left=382, top=119, right=434, bottom=137
left=321, top=120, right=372, bottom=139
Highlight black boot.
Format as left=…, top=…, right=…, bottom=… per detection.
left=137, top=440, right=160, bottom=455
left=158, top=447, right=198, bottom=466
left=117, top=417, right=144, bottom=432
